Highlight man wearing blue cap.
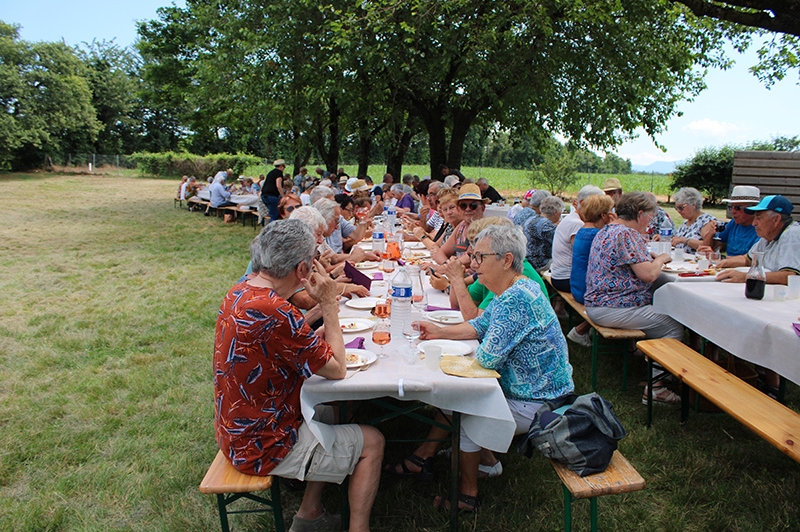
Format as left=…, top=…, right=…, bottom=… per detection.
left=717, top=195, right=800, bottom=285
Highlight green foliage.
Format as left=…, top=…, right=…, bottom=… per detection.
left=532, top=146, right=581, bottom=195
left=671, top=145, right=734, bottom=204
left=129, top=152, right=262, bottom=178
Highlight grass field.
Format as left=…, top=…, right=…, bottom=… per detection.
left=1, top=173, right=797, bottom=531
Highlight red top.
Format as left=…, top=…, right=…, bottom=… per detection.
left=213, top=281, right=332, bottom=475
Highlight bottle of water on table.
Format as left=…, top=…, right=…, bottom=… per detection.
left=372, top=220, right=385, bottom=254
left=390, top=267, right=412, bottom=339
left=659, top=217, right=673, bottom=252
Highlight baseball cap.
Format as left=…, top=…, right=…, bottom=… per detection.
left=744, top=195, right=793, bottom=215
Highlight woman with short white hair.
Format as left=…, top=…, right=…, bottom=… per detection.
left=671, top=187, right=717, bottom=251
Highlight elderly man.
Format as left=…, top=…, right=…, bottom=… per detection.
left=708, top=185, right=761, bottom=256
left=311, top=187, right=370, bottom=254
left=602, top=177, right=623, bottom=203
left=261, top=159, right=287, bottom=222
left=716, top=195, right=800, bottom=285
left=314, top=198, right=378, bottom=266
left=513, top=189, right=551, bottom=227
left=214, top=220, right=384, bottom=532
left=432, top=183, right=486, bottom=264
left=477, top=178, right=504, bottom=204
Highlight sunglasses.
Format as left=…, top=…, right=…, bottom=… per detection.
left=458, top=201, right=481, bottom=211
left=285, top=205, right=298, bottom=213
left=731, top=205, right=746, bottom=211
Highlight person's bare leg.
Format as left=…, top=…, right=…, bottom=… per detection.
left=348, top=425, right=384, bottom=532
left=433, top=449, right=480, bottom=511
left=391, top=410, right=450, bottom=474
left=294, top=481, right=326, bottom=520
left=479, top=448, right=498, bottom=467
left=575, top=321, right=591, bottom=335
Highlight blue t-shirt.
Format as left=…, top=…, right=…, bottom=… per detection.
left=717, top=220, right=759, bottom=257
left=570, top=227, right=600, bottom=304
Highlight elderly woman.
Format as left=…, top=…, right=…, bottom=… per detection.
left=431, top=184, right=487, bottom=265
left=523, top=195, right=563, bottom=272
left=444, top=217, right=548, bottom=320
left=387, top=224, right=573, bottom=511
left=389, top=183, right=417, bottom=213
left=278, top=193, right=303, bottom=219
left=570, top=194, right=615, bottom=305
left=671, top=187, right=717, bottom=251
left=410, top=187, right=461, bottom=250
left=207, top=172, right=236, bottom=215
left=583, top=192, right=683, bottom=404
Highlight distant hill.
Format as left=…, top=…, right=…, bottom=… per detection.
left=631, top=160, right=681, bottom=174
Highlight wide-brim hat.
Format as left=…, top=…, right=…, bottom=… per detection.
left=338, top=175, right=348, bottom=184
left=744, top=195, right=793, bottom=215
left=457, top=183, right=490, bottom=203
left=602, top=177, right=622, bottom=192
left=722, top=185, right=760, bottom=204
left=273, top=159, right=286, bottom=167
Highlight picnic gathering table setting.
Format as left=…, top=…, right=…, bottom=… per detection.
left=197, top=187, right=261, bottom=207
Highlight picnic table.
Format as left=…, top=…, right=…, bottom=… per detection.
left=196, top=189, right=260, bottom=207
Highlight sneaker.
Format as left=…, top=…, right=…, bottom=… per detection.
left=289, top=509, right=341, bottom=532
left=478, top=461, right=503, bottom=478
left=567, top=327, right=592, bottom=347
left=641, top=386, right=681, bottom=406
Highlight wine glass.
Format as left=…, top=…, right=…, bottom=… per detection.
left=402, top=310, right=422, bottom=344
left=374, top=298, right=392, bottom=320
left=708, top=250, right=721, bottom=269
left=372, top=319, right=391, bottom=358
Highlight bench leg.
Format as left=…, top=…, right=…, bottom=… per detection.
left=680, top=382, right=690, bottom=425
left=591, top=333, right=599, bottom=391
left=590, top=496, right=598, bottom=532
left=646, top=358, right=654, bottom=428
left=271, top=480, right=285, bottom=532
left=562, top=484, right=573, bottom=532
left=216, top=494, right=231, bottom=532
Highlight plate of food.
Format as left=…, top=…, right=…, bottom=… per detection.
left=340, top=318, right=374, bottom=333
left=405, top=241, right=427, bottom=250
left=426, top=310, right=465, bottom=325
left=355, top=261, right=381, bottom=270
left=346, top=349, right=378, bottom=369
left=417, top=339, right=473, bottom=357
left=345, top=297, right=385, bottom=310
left=662, top=262, right=697, bottom=274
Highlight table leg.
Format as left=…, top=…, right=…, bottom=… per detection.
left=450, top=412, right=460, bottom=532
left=646, top=359, right=654, bottom=428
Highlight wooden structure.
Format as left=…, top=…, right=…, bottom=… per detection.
left=551, top=450, right=645, bottom=532
left=199, top=450, right=285, bottom=532
left=543, top=272, right=646, bottom=391
left=638, top=339, right=800, bottom=464
left=732, top=151, right=800, bottom=221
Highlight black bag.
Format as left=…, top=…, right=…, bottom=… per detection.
left=518, top=392, right=626, bottom=476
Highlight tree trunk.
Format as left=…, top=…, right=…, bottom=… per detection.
left=324, top=96, right=340, bottom=173
left=421, top=109, right=448, bottom=180
left=356, top=119, right=372, bottom=178
left=386, top=125, right=413, bottom=181
left=448, top=108, right=476, bottom=174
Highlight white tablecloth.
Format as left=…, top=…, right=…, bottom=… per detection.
left=300, top=271, right=516, bottom=453
left=484, top=204, right=511, bottom=218
left=653, top=282, right=800, bottom=384
left=195, top=189, right=259, bottom=207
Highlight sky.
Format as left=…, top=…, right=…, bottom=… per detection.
left=5, top=0, right=800, bottom=169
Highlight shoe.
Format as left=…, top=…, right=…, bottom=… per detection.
left=289, top=509, right=340, bottom=532
left=434, top=492, right=479, bottom=513
left=641, top=386, right=681, bottom=405
left=385, top=453, right=434, bottom=481
left=567, top=327, right=592, bottom=347
left=478, top=461, right=503, bottom=478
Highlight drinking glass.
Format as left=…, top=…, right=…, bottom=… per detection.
left=708, top=251, right=721, bottom=268
left=402, top=310, right=422, bottom=345
left=372, top=319, right=391, bottom=358
left=374, top=298, right=392, bottom=320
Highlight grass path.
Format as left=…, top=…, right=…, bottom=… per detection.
left=0, top=173, right=797, bottom=531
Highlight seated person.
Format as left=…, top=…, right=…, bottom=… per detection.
left=570, top=194, right=615, bottom=305
left=314, top=198, right=376, bottom=264
left=701, top=186, right=760, bottom=257
left=476, top=178, right=504, bottom=204
left=390, top=224, right=574, bottom=512
left=388, top=184, right=417, bottom=214
left=671, top=187, right=717, bottom=251
left=214, top=220, right=384, bottom=532
left=408, top=187, right=460, bottom=250
left=441, top=216, right=547, bottom=320
left=431, top=184, right=486, bottom=265
left=207, top=173, right=236, bottom=216
left=522, top=196, right=563, bottom=272
left=584, top=192, right=683, bottom=404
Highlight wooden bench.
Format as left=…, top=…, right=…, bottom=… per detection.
left=187, top=197, right=210, bottom=213
left=174, top=196, right=184, bottom=209
left=637, top=338, right=800, bottom=463
left=199, top=450, right=285, bottom=532
left=543, top=272, right=646, bottom=391
left=551, top=450, right=645, bottom=532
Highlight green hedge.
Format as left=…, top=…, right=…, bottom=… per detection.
left=130, top=152, right=263, bottom=178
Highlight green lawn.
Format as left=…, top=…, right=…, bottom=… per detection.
left=0, top=173, right=797, bottom=531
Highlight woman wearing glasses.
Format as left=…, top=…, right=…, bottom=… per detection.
left=278, top=193, right=303, bottom=219
left=387, top=224, right=573, bottom=511
left=671, top=187, right=717, bottom=251
left=431, top=184, right=488, bottom=264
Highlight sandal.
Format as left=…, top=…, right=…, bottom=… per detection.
left=642, top=386, right=681, bottom=405
left=385, top=454, right=434, bottom=481
left=434, top=492, right=479, bottom=513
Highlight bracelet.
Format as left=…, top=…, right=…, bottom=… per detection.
left=421, top=234, right=429, bottom=240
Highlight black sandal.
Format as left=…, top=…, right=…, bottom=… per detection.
left=434, top=492, right=479, bottom=513
left=385, top=454, right=434, bottom=481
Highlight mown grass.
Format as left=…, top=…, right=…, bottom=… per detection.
left=0, top=172, right=797, bottom=531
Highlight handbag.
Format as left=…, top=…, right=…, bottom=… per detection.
left=518, top=392, right=626, bottom=476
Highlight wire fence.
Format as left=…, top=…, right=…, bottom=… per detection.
left=45, top=154, right=138, bottom=171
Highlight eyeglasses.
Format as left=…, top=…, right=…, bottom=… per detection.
left=285, top=205, right=298, bottom=213
left=467, top=251, right=502, bottom=265
left=675, top=204, right=688, bottom=212
left=731, top=205, right=745, bottom=211
left=458, top=202, right=481, bottom=211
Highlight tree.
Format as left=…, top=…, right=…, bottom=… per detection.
left=0, top=22, right=101, bottom=169
left=671, top=1, right=800, bottom=37
left=532, top=142, right=580, bottom=195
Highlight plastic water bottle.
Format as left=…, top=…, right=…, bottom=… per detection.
left=390, top=267, right=412, bottom=338
left=372, top=220, right=385, bottom=254
left=659, top=217, right=673, bottom=245
left=387, top=204, right=397, bottom=233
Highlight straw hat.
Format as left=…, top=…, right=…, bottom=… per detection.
left=457, top=184, right=490, bottom=203
left=722, top=185, right=760, bottom=204
left=273, top=159, right=286, bottom=167
left=602, top=177, right=622, bottom=192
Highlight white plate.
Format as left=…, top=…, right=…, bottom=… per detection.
left=417, top=340, right=473, bottom=357
left=345, top=297, right=385, bottom=310
left=405, top=242, right=427, bottom=250
left=339, top=318, right=374, bottom=333
left=355, top=261, right=380, bottom=270
left=346, top=349, right=378, bottom=369
left=426, top=310, right=465, bottom=325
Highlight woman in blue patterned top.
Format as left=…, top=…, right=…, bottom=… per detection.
left=387, top=224, right=574, bottom=511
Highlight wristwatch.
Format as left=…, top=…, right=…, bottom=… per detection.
left=420, top=234, right=429, bottom=240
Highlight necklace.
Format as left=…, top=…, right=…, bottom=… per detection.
left=505, top=274, right=524, bottom=292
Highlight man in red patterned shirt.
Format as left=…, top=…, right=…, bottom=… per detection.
left=214, top=219, right=384, bottom=532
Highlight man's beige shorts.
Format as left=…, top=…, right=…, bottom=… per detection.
left=270, top=422, right=364, bottom=484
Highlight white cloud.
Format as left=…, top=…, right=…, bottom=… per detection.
left=682, top=119, right=742, bottom=138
